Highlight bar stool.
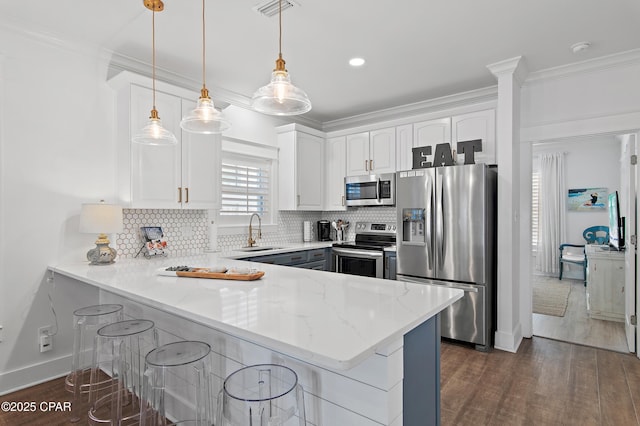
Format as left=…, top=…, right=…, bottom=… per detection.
left=139, top=340, right=213, bottom=426
left=88, top=319, right=158, bottom=425
left=217, top=364, right=306, bottom=426
left=66, top=304, right=124, bottom=422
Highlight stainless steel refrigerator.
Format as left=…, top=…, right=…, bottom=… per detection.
left=396, top=163, right=497, bottom=350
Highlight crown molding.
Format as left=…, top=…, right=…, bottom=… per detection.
left=322, top=85, right=498, bottom=133
left=524, top=48, right=640, bottom=84
left=0, top=18, right=107, bottom=59
left=487, top=56, right=529, bottom=86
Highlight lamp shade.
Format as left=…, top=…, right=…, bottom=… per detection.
left=132, top=116, right=178, bottom=146
left=180, top=95, right=231, bottom=134
left=251, top=70, right=312, bottom=116
left=79, top=202, right=123, bottom=234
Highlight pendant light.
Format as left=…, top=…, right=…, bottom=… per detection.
left=251, top=0, right=311, bottom=116
left=132, top=0, right=178, bottom=146
left=180, top=0, right=230, bottom=134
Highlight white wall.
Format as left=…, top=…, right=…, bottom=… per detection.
left=0, top=30, right=118, bottom=392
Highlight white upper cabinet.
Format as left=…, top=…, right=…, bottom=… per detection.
left=346, top=132, right=370, bottom=176
left=396, top=118, right=452, bottom=171
left=278, top=125, right=324, bottom=211
left=180, top=99, right=221, bottom=209
left=451, top=109, right=496, bottom=165
left=324, top=136, right=347, bottom=211
left=111, top=72, right=220, bottom=210
left=128, top=84, right=182, bottom=209
left=346, top=127, right=396, bottom=176
left=414, top=117, right=451, bottom=147
left=396, top=111, right=496, bottom=169
left=395, top=124, right=413, bottom=172
left=370, top=128, right=396, bottom=173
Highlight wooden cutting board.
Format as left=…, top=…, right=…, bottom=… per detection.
left=175, top=269, right=265, bottom=281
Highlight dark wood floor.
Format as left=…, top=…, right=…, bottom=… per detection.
left=441, top=337, right=640, bottom=425
left=2, top=337, right=640, bottom=425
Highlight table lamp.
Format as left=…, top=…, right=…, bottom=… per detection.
left=79, top=201, right=123, bottom=265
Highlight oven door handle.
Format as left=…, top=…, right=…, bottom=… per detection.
left=332, top=248, right=383, bottom=258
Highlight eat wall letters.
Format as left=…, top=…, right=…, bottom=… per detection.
left=412, top=139, right=482, bottom=169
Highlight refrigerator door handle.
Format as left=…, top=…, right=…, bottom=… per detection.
left=443, top=282, right=479, bottom=293
left=426, top=177, right=433, bottom=270
left=436, top=176, right=445, bottom=269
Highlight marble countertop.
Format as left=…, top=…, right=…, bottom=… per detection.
left=50, top=252, right=461, bottom=370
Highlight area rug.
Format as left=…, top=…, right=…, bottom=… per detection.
left=532, top=278, right=571, bottom=317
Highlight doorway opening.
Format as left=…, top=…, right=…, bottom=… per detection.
left=529, top=133, right=635, bottom=353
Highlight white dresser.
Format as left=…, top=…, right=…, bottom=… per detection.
left=585, top=245, right=625, bottom=322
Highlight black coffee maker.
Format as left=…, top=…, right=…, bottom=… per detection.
left=317, top=220, right=331, bottom=241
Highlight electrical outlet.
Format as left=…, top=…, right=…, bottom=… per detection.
left=38, top=325, right=53, bottom=353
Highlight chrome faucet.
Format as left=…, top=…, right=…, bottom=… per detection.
left=247, top=213, right=262, bottom=247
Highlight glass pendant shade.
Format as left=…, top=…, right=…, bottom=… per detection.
left=250, top=0, right=311, bottom=117
left=251, top=68, right=312, bottom=116
left=133, top=110, right=178, bottom=146
left=180, top=88, right=230, bottom=134
left=181, top=0, right=230, bottom=135
left=133, top=1, right=178, bottom=146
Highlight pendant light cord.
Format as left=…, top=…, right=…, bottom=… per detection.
left=152, top=8, right=157, bottom=111
left=278, top=0, right=282, bottom=57
left=202, top=0, right=206, bottom=90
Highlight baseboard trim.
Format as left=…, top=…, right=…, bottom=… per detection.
left=0, top=354, right=71, bottom=395
left=494, top=323, right=523, bottom=353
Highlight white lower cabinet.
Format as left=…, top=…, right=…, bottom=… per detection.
left=325, top=136, right=347, bottom=211
left=111, top=72, right=220, bottom=209
left=277, top=124, right=324, bottom=211
left=586, top=245, right=625, bottom=322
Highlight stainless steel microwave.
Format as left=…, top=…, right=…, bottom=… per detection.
left=345, top=173, right=396, bottom=207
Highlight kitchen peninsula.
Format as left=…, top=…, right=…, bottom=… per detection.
left=50, top=252, right=462, bottom=425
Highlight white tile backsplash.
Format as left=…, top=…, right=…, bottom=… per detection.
left=116, top=207, right=398, bottom=257
left=117, top=209, right=209, bottom=258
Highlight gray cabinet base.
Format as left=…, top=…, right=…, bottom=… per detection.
left=404, top=314, right=441, bottom=426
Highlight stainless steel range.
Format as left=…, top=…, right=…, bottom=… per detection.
left=332, top=222, right=396, bottom=279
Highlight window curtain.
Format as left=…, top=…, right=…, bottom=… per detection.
left=535, top=152, right=567, bottom=273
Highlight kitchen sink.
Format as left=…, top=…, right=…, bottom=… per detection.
left=236, top=246, right=283, bottom=252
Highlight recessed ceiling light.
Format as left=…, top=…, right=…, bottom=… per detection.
left=570, top=42, right=591, bottom=53
left=349, top=57, right=366, bottom=67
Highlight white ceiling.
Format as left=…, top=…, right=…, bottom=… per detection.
left=2, top=0, right=640, bottom=124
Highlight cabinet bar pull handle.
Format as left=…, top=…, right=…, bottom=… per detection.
left=370, top=159, right=373, bottom=170
left=291, top=256, right=303, bottom=261
left=178, top=187, right=182, bottom=203
left=185, top=187, right=189, bottom=203
left=342, top=195, right=345, bottom=206
left=365, top=159, right=368, bottom=171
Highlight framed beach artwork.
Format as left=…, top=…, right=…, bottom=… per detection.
left=567, top=188, right=608, bottom=211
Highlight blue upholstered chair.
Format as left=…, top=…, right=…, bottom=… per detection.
left=559, top=226, right=609, bottom=283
